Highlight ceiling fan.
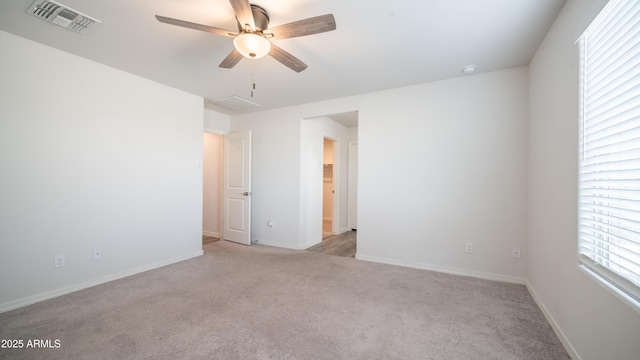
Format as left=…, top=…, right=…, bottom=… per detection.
left=155, top=0, right=336, bottom=73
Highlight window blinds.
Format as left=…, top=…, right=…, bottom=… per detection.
left=579, top=0, right=640, bottom=303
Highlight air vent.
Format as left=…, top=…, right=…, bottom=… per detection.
left=208, top=96, right=260, bottom=111
left=27, top=0, right=100, bottom=34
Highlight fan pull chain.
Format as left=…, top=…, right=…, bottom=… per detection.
left=250, top=66, right=256, bottom=98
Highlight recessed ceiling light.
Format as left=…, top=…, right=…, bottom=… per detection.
left=462, top=65, right=476, bottom=75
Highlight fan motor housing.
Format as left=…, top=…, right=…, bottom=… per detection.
left=238, top=4, right=269, bottom=31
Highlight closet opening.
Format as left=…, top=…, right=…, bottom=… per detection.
left=323, top=137, right=336, bottom=238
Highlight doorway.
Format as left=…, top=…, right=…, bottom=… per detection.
left=202, top=132, right=223, bottom=245
left=323, top=137, right=336, bottom=238
left=301, top=111, right=358, bottom=257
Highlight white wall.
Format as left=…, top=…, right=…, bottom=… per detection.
left=527, top=0, right=640, bottom=359
left=204, top=108, right=231, bottom=134
left=231, top=66, right=528, bottom=282
left=348, top=126, right=358, bottom=142
left=356, top=68, right=528, bottom=283
left=203, top=133, right=223, bottom=238
left=300, top=119, right=324, bottom=248
left=0, top=30, right=204, bottom=311
left=231, top=110, right=304, bottom=249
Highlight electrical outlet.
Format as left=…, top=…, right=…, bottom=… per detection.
left=465, top=242, right=474, bottom=254
left=54, top=254, right=65, bottom=268
left=511, top=247, right=522, bottom=259
left=93, top=248, right=102, bottom=260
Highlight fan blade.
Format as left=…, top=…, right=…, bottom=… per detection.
left=156, top=15, right=237, bottom=37
left=267, top=14, right=336, bottom=39
left=229, top=0, right=255, bottom=31
left=219, top=49, right=244, bottom=69
left=269, top=44, right=308, bottom=73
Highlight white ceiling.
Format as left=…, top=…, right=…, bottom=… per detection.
left=0, top=0, right=565, bottom=119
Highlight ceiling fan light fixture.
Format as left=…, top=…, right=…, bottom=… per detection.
left=155, top=1, right=336, bottom=72
left=233, top=33, right=271, bottom=59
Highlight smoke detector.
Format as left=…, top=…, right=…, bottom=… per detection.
left=462, top=65, right=477, bottom=75
left=27, top=0, right=100, bottom=34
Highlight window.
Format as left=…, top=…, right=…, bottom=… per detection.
left=578, top=0, right=640, bottom=305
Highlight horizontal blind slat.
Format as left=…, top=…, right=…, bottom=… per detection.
left=586, top=77, right=640, bottom=114
left=586, top=69, right=640, bottom=110
left=580, top=206, right=640, bottom=219
left=578, top=240, right=640, bottom=268
left=579, top=242, right=640, bottom=278
left=579, top=239, right=640, bottom=270
left=589, top=1, right=639, bottom=50
left=579, top=215, right=640, bottom=240
left=583, top=106, right=640, bottom=137
left=583, top=139, right=640, bottom=159
left=584, top=122, right=640, bottom=146
left=587, top=25, right=640, bottom=79
left=588, top=21, right=640, bottom=76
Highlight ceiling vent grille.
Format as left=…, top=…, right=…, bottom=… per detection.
left=208, top=96, right=261, bottom=111
left=27, top=0, right=100, bottom=34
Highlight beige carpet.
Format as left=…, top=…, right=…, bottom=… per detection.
left=0, top=241, right=569, bottom=359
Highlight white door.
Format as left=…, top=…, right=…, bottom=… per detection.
left=223, top=131, right=252, bottom=245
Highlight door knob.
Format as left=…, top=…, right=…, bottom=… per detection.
left=243, top=191, right=252, bottom=196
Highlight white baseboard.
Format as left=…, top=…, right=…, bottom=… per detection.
left=0, top=250, right=204, bottom=314
left=301, top=237, right=322, bottom=250
left=355, top=253, right=525, bottom=285
left=202, top=231, right=221, bottom=238
left=321, top=227, right=350, bottom=237
left=253, top=239, right=302, bottom=250
left=525, top=281, right=580, bottom=360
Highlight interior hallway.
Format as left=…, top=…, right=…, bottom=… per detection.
left=307, top=220, right=357, bottom=258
